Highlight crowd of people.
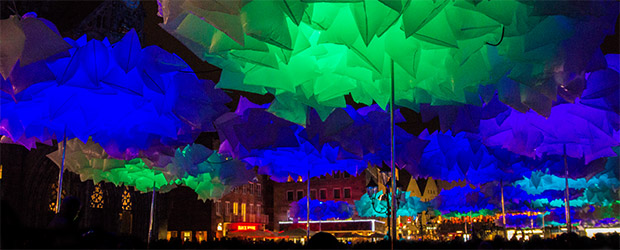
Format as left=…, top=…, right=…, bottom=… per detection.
left=2, top=198, right=619, bottom=249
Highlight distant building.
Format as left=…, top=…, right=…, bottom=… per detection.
left=211, top=175, right=274, bottom=239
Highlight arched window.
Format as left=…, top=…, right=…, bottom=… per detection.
left=49, top=182, right=66, bottom=212
left=90, top=182, right=105, bottom=209
left=121, top=186, right=132, bottom=211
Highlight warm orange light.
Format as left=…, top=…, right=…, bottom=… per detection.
left=238, top=225, right=257, bottom=231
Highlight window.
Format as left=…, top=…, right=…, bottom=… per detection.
left=343, top=172, right=351, bottom=178
left=182, top=231, right=192, bottom=241
left=257, top=184, right=262, bottom=197
left=49, top=182, right=66, bottom=213
left=121, top=186, right=132, bottom=211
left=216, top=201, right=221, bottom=215
left=333, top=188, right=341, bottom=199
left=249, top=183, right=254, bottom=195
left=320, top=189, right=327, bottom=200
left=344, top=188, right=351, bottom=199
left=167, top=231, right=178, bottom=240
left=310, top=189, right=317, bottom=200
left=257, top=204, right=261, bottom=215
left=287, top=190, right=294, bottom=201
left=297, top=190, right=304, bottom=200
left=243, top=185, right=247, bottom=194
left=233, top=202, right=239, bottom=215
left=225, top=201, right=231, bottom=215
left=241, top=203, right=246, bottom=220
left=90, top=182, right=105, bottom=208
left=249, top=204, right=254, bottom=214
left=195, top=231, right=208, bottom=242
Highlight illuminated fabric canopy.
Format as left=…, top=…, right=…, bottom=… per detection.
left=0, top=14, right=71, bottom=99
left=157, top=0, right=617, bottom=123
left=432, top=186, right=495, bottom=214
left=479, top=102, right=619, bottom=164
left=355, top=190, right=429, bottom=218
left=303, top=104, right=428, bottom=169
left=412, top=131, right=497, bottom=181
left=165, top=143, right=256, bottom=200
left=480, top=55, right=620, bottom=164
left=46, top=138, right=175, bottom=192
left=290, top=197, right=354, bottom=220
left=246, top=131, right=365, bottom=182
left=419, top=95, right=509, bottom=135
left=0, top=29, right=231, bottom=159
left=46, top=139, right=254, bottom=200
left=215, top=97, right=300, bottom=159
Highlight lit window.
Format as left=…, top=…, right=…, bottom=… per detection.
left=320, top=189, right=327, bottom=200
left=167, top=231, right=178, bottom=240
left=49, top=182, right=66, bottom=212
left=296, top=190, right=304, bottom=200
left=182, top=231, right=192, bottom=241
left=287, top=190, right=294, bottom=201
left=196, top=231, right=207, bottom=242
left=90, top=182, right=105, bottom=208
left=0, top=164, right=3, bottom=180
left=344, top=188, right=351, bottom=199
left=241, top=203, right=246, bottom=221
left=233, top=202, right=239, bottom=215
left=121, top=186, right=132, bottom=211
left=333, top=188, right=341, bottom=199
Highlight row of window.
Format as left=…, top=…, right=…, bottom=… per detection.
left=215, top=201, right=261, bottom=216
left=49, top=183, right=132, bottom=212
left=287, top=187, right=352, bottom=201
left=318, top=171, right=351, bottom=179
left=230, top=183, right=262, bottom=196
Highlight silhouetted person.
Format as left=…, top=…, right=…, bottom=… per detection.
left=47, top=196, right=81, bottom=248
left=307, top=232, right=339, bottom=249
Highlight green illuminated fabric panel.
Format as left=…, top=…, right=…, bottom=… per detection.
left=157, top=0, right=616, bottom=123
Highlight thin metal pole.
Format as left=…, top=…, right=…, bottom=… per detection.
left=501, top=180, right=507, bottom=239
left=390, top=59, right=397, bottom=249
left=148, top=188, right=156, bottom=248
left=55, top=130, right=67, bottom=213
left=307, top=170, right=310, bottom=242
left=563, top=145, right=571, bottom=234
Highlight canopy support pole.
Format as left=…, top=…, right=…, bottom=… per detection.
left=501, top=180, right=507, bottom=239
left=563, top=145, right=571, bottom=234
left=148, top=187, right=156, bottom=248
left=55, top=129, right=67, bottom=213
left=389, top=59, right=397, bottom=250
left=307, top=170, right=310, bottom=242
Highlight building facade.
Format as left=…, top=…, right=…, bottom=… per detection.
left=211, top=175, right=274, bottom=238
left=273, top=170, right=369, bottom=232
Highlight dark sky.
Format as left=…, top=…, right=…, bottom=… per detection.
left=2, top=0, right=618, bottom=137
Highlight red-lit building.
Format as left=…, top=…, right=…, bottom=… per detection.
left=212, top=175, right=275, bottom=239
